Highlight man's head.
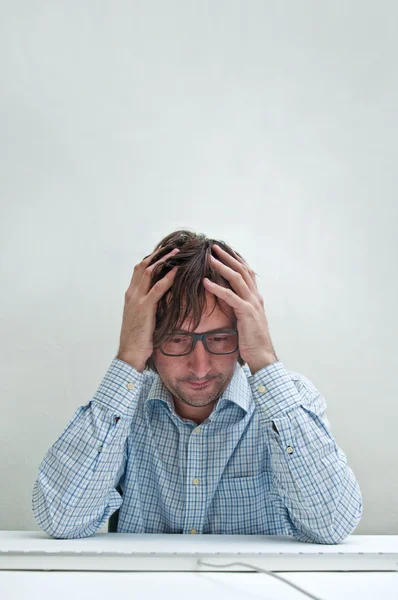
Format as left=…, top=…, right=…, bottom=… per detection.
left=145, top=230, right=246, bottom=418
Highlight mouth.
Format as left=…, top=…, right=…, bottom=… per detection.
left=187, top=380, right=212, bottom=389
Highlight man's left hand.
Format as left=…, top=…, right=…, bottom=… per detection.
left=203, top=244, right=278, bottom=375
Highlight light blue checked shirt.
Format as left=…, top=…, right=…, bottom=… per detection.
left=32, top=357, right=362, bottom=542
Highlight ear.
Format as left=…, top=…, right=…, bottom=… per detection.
left=146, top=352, right=158, bottom=373
left=237, top=353, right=245, bottom=366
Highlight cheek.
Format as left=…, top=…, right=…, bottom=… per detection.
left=153, top=352, right=179, bottom=377
left=218, top=351, right=239, bottom=367
left=210, top=355, right=238, bottom=375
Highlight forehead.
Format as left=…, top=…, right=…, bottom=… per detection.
left=178, top=291, right=235, bottom=333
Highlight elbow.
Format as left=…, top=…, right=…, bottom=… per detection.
left=291, top=493, right=363, bottom=546
left=322, top=496, right=363, bottom=545
left=317, top=467, right=363, bottom=545
left=32, top=480, right=101, bottom=539
left=326, top=495, right=363, bottom=545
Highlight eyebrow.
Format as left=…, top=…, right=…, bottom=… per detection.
left=175, top=328, right=233, bottom=334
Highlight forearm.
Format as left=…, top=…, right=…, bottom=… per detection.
left=249, top=362, right=363, bottom=544
left=32, top=358, right=145, bottom=538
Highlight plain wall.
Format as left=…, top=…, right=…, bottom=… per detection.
left=1, top=0, right=397, bottom=534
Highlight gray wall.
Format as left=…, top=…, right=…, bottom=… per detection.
left=1, top=0, right=397, bottom=534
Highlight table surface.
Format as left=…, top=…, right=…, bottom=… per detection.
left=1, top=532, right=398, bottom=600
left=1, top=570, right=398, bottom=600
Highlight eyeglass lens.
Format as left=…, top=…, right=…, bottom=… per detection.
left=161, top=331, right=238, bottom=355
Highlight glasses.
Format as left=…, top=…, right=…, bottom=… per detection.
left=158, top=329, right=239, bottom=356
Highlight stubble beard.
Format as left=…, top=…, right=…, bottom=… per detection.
left=169, top=374, right=231, bottom=408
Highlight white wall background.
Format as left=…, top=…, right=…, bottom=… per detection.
left=1, top=0, right=397, bottom=535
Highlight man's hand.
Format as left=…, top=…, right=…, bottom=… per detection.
left=117, top=247, right=180, bottom=371
left=203, top=244, right=278, bottom=375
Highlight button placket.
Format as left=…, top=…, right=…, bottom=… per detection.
left=184, top=424, right=205, bottom=535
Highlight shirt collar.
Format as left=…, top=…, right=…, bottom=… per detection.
left=145, top=362, right=253, bottom=419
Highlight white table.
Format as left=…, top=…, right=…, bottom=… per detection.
left=1, top=532, right=397, bottom=600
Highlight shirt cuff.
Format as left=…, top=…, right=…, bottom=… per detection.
left=248, top=360, right=303, bottom=422
left=92, top=357, right=146, bottom=417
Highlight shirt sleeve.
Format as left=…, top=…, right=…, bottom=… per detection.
left=32, top=358, right=147, bottom=539
left=248, top=361, right=363, bottom=544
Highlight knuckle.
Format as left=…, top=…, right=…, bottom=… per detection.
left=152, top=280, right=163, bottom=292
left=139, top=257, right=150, bottom=269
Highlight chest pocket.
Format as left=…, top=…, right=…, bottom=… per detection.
left=204, top=470, right=273, bottom=534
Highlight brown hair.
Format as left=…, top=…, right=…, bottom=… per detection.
left=145, top=229, right=249, bottom=372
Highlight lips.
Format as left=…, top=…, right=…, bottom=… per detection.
left=188, top=380, right=211, bottom=389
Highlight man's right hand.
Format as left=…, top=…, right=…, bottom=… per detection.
left=116, top=247, right=180, bottom=372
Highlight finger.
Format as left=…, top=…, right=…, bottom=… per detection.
left=150, top=247, right=180, bottom=269
left=209, top=256, right=252, bottom=301
left=203, top=278, right=247, bottom=311
left=211, top=245, right=258, bottom=294
left=146, top=266, right=179, bottom=304
left=213, top=244, right=248, bottom=267
left=139, top=248, right=179, bottom=295
left=129, top=248, right=179, bottom=289
left=212, top=244, right=257, bottom=277
left=143, top=245, right=174, bottom=264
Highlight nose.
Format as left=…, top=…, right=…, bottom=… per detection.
left=187, top=339, right=213, bottom=380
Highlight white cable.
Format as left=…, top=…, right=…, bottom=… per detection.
left=196, top=559, right=325, bottom=600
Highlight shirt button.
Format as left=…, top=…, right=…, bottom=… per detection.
left=97, top=445, right=103, bottom=453
left=126, top=382, right=135, bottom=390
left=258, top=385, right=266, bottom=393
left=190, top=529, right=198, bottom=534
left=192, top=478, right=200, bottom=485
left=286, top=446, right=294, bottom=454
left=193, top=427, right=201, bottom=434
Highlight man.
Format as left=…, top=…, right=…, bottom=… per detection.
left=32, top=229, right=362, bottom=541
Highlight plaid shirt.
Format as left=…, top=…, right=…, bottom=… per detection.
left=32, top=358, right=362, bottom=541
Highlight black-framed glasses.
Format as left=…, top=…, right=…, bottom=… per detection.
left=158, top=329, right=239, bottom=356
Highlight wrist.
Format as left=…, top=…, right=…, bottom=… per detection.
left=248, top=353, right=278, bottom=376
left=116, top=353, right=146, bottom=373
